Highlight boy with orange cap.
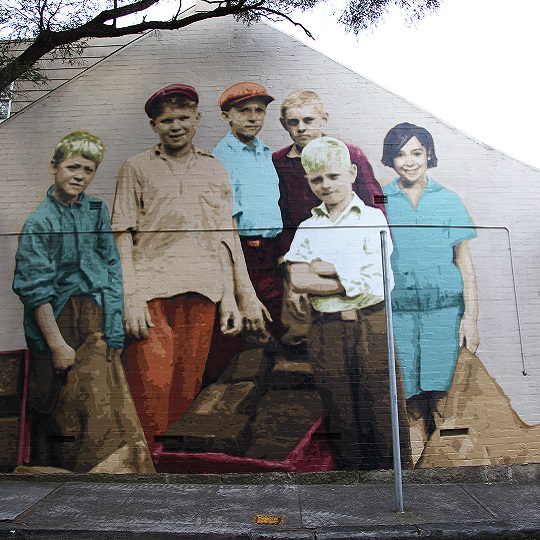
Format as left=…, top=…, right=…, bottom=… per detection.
left=213, top=82, right=283, bottom=339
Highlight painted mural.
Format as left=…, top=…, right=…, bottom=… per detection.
left=2, top=82, right=539, bottom=474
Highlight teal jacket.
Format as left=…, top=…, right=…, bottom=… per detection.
left=13, top=186, right=125, bottom=352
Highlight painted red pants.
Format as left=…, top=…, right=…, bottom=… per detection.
left=125, top=293, right=215, bottom=451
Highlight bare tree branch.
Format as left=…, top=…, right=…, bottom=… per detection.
left=254, top=6, right=314, bottom=38
left=0, top=0, right=441, bottom=93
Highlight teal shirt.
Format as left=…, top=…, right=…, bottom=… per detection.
left=13, top=186, right=125, bottom=352
left=213, top=132, right=283, bottom=238
left=382, top=178, right=476, bottom=311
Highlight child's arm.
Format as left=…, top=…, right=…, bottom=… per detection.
left=289, top=261, right=345, bottom=296
left=219, top=241, right=243, bottom=336
left=115, top=231, right=154, bottom=340
left=34, top=303, right=75, bottom=371
left=230, top=218, right=272, bottom=335
left=13, top=215, right=74, bottom=368
left=454, top=240, right=479, bottom=352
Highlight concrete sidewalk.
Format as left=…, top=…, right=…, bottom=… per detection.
left=1, top=465, right=540, bottom=539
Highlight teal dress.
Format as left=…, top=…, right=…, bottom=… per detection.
left=382, top=178, right=476, bottom=399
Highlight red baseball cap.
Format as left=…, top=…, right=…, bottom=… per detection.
left=144, top=84, right=199, bottom=117
left=219, top=82, right=274, bottom=111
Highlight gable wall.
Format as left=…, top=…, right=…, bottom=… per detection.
left=0, top=17, right=538, bottom=472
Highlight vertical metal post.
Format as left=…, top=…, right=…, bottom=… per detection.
left=14, top=349, right=30, bottom=465
left=380, top=230, right=404, bottom=513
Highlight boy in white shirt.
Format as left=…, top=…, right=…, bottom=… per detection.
left=284, top=137, right=411, bottom=469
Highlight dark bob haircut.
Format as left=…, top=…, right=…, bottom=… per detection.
left=381, top=122, right=438, bottom=169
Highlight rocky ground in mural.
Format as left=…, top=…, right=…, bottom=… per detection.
left=4, top=345, right=540, bottom=475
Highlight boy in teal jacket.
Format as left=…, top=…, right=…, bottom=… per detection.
left=13, top=131, right=153, bottom=473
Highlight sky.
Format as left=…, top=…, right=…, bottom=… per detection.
left=269, top=0, right=540, bottom=169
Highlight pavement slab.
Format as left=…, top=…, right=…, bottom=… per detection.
left=397, top=483, right=496, bottom=524
left=16, top=482, right=138, bottom=529
left=460, top=482, right=540, bottom=528
left=206, top=484, right=303, bottom=529
left=103, top=483, right=220, bottom=530
left=299, top=484, right=402, bottom=528
left=0, top=481, right=59, bottom=521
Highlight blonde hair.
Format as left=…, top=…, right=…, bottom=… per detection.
left=301, top=137, right=351, bottom=174
left=280, top=89, right=327, bottom=121
left=52, top=131, right=104, bottom=167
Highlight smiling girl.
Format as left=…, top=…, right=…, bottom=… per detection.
left=381, top=123, right=478, bottom=463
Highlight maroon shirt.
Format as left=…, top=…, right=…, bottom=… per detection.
left=272, top=142, right=387, bottom=255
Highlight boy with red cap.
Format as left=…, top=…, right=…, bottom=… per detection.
left=111, top=84, right=264, bottom=450
left=213, top=82, right=283, bottom=339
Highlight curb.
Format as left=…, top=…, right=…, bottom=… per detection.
left=1, top=462, right=540, bottom=485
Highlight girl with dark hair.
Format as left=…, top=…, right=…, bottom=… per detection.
left=381, top=123, right=479, bottom=463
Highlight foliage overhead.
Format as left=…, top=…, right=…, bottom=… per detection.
left=0, top=0, right=440, bottom=94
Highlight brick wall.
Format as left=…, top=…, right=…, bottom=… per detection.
left=0, top=16, right=538, bottom=472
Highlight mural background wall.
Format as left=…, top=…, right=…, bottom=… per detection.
left=0, top=17, right=539, bottom=471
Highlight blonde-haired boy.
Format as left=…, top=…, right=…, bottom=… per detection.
left=284, top=137, right=411, bottom=469
left=13, top=131, right=153, bottom=473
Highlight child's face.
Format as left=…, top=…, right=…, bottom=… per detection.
left=393, top=136, right=429, bottom=185
left=150, top=104, right=201, bottom=155
left=305, top=159, right=356, bottom=209
left=222, top=98, right=267, bottom=144
left=281, top=102, right=328, bottom=149
left=51, top=155, right=97, bottom=205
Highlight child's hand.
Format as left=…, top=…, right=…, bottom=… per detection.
left=238, top=294, right=272, bottom=341
left=219, top=294, right=242, bottom=336
left=309, top=258, right=337, bottom=277
left=459, top=314, right=479, bottom=353
left=51, top=341, right=76, bottom=372
left=124, top=295, right=154, bottom=340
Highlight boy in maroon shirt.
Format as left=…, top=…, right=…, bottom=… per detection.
left=272, top=90, right=386, bottom=346
left=272, top=89, right=386, bottom=255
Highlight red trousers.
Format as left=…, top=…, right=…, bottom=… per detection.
left=125, top=294, right=215, bottom=451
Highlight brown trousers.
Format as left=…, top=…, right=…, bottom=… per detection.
left=29, top=297, right=155, bottom=473
left=308, top=302, right=412, bottom=470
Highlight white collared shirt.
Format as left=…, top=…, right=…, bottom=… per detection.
left=284, top=193, right=393, bottom=312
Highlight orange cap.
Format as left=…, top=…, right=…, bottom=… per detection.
left=219, top=82, right=274, bottom=111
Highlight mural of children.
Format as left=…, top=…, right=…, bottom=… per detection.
left=213, top=82, right=283, bottom=337
left=12, top=131, right=154, bottom=473
left=381, top=122, right=479, bottom=461
left=273, top=90, right=386, bottom=347
left=284, top=137, right=411, bottom=470
left=111, top=84, right=261, bottom=451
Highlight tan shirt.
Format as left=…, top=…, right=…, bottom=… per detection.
left=111, top=144, right=235, bottom=303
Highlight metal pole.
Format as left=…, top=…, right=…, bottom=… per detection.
left=380, top=230, right=404, bottom=513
